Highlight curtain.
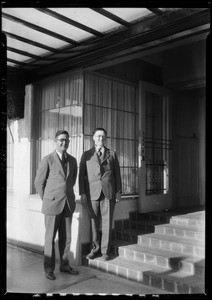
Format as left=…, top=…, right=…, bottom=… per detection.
left=34, top=72, right=139, bottom=195
left=34, top=74, right=83, bottom=194
left=84, top=73, right=138, bottom=194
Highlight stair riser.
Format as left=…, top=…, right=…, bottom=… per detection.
left=155, top=226, right=205, bottom=241
left=137, top=236, right=205, bottom=258
left=114, top=231, right=138, bottom=244
left=130, top=222, right=155, bottom=233
left=88, top=259, right=204, bottom=294
left=118, top=247, right=204, bottom=276
left=130, top=211, right=170, bottom=224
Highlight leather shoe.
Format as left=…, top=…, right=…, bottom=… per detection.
left=45, top=272, right=56, bottom=280
left=102, top=254, right=110, bottom=261
left=86, top=250, right=101, bottom=260
left=60, top=267, right=79, bottom=275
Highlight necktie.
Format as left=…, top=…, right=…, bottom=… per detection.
left=98, top=149, right=102, bottom=157
left=97, top=148, right=103, bottom=162
left=61, top=153, right=67, bottom=175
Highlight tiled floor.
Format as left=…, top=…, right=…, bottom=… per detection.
left=5, top=244, right=169, bottom=295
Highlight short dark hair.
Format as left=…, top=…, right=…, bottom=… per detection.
left=93, top=127, right=107, bottom=136
left=55, top=130, right=69, bottom=139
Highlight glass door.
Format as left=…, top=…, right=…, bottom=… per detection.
left=139, top=81, right=172, bottom=213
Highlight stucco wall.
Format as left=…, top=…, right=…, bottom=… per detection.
left=7, top=189, right=138, bottom=265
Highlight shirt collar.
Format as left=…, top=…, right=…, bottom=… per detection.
left=95, top=146, right=104, bottom=152
left=56, top=150, right=66, bottom=160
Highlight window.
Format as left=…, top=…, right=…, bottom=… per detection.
left=34, top=74, right=83, bottom=194
left=84, top=73, right=138, bottom=194
left=34, top=72, right=138, bottom=195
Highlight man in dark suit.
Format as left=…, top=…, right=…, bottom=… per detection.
left=79, top=128, right=122, bottom=261
left=34, top=130, right=79, bottom=280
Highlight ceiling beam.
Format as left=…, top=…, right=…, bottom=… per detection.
left=2, top=12, right=79, bottom=45
left=7, top=46, right=58, bottom=60
left=84, top=8, right=209, bottom=50
left=91, top=8, right=131, bottom=27
left=44, top=9, right=209, bottom=66
left=147, top=8, right=164, bottom=16
left=3, top=31, right=58, bottom=53
left=35, top=8, right=104, bottom=37
left=86, top=27, right=209, bottom=72
left=34, top=9, right=209, bottom=77
left=7, top=58, right=29, bottom=66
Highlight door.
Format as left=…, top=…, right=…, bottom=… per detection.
left=138, top=81, right=172, bottom=213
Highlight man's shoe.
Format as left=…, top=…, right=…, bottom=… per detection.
left=86, top=250, right=101, bottom=260
left=60, top=266, right=79, bottom=275
left=102, top=254, right=110, bottom=261
left=45, top=272, right=56, bottom=280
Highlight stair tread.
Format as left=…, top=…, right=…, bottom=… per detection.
left=150, top=208, right=205, bottom=220
left=117, top=226, right=205, bottom=240
left=138, top=232, right=205, bottom=246
left=91, top=256, right=204, bottom=283
left=119, top=243, right=205, bottom=265
left=155, top=222, right=205, bottom=232
left=171, top=211, right=205, bottom=220
left=130, top=219, right=205, bottom=231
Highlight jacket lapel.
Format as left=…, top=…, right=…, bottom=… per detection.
left=101, top=147, right=110, bottom=164
left=53, top=150, right=66, bottom=177
left=90, top=147, right=99, bottom=163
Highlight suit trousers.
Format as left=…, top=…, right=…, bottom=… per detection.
left=44, top=201, right=72, bottom=273
left=90, top=192, right=115, bottom=255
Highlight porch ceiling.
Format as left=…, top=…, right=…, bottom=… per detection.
left=2, top=6, right=210, bottom=80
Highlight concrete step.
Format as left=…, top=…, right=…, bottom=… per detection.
left=130, top=217, right=204, bottom=235
left=137, top=233, right=205, bottom=258
left=155, top=223, right=205, bottom=241
left=94, top=209, right=205, bottom=294
left=170, top=211, right=205, bottom=229
left=113, top=226, right=204, bottom=252
left=88, top=256, right=204, bottom=294
left=114, top=222, right=205, bottom=247
left=129, top=207, right=205, bottom=225
left=118, top=244, right=205, bottom=276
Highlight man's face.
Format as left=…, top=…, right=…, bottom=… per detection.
left=93, top=130, right=106, bottom=148
left=55, top=133, right=70, bottom=153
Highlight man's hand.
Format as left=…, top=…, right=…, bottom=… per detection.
left=115, top=192, right=121, bottom=203
left=80, top=194, right=87, bottom=206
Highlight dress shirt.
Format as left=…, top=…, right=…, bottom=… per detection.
left=56, top=150, right=66, bottom=161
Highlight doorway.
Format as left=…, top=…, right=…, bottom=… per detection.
left=138, top=81, right=172, bottom=213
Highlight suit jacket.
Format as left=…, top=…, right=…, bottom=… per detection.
left=34, top=150, right=77, bottom=215
left=79, top=146, right=122, bottom=200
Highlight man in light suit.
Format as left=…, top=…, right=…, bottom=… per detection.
left=34, top=130, right=79, bottom=280
left=79, top=128, right=122, bottom=261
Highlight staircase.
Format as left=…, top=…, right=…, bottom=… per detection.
left=87, top=208, right=205, bottom=294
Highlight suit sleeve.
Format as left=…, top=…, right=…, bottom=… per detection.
left=114, top=152, right=122, bottom=194
left=73, top=158, right=78, bottom=186
left=78, top=152, right=87, bottom=195
left=34, top=157, right=49, bottom=200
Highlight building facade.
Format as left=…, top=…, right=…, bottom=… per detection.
left=6, top=9, right=207, bottom=265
